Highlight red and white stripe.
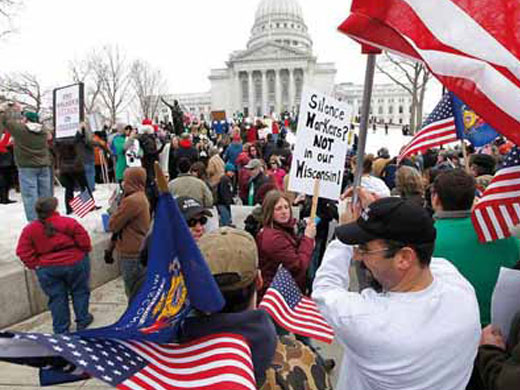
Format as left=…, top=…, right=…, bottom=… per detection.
left=398, top=117, right=458, bottom=161
left=339, top=0, right=520, bottom=146
left=117, top=334, right=256, bottom=390
left=69, top=192, right=95, bottom=218
left=259, top=289, right=334, bottom=344
left=472, top=165, right=520, bottom=242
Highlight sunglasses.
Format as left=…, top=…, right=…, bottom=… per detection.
left=187, top=216, right=208, bottom=227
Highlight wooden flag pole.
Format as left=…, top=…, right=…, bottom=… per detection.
left=310, top=179, right=320, bottom=221
left=352, top=53, right=377, bottom=204
left=461, top=139, right=471, bottom=173
left=154, top=161, right=169, bottom=194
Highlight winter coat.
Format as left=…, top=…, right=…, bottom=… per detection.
left=112, top=134, right=128, bottom=181
left=247, top=173, right=270, bottom=206
left=223, top=142, right=243, bottom=166
left=0, top=132, right=14, bottom=168
left=175, top=140, right=198, bottom=167
left=56, top=136, right=85, bottom=174
left=109, top=168, right=151, bottom=257
left=267, top=168, right=286, bottom=190
left=433, top=212, right=520, bottom=326
left=478, top=312, right=520, bottom=390
left=0, top=115, right=51, bottom=168
left=217, top=174, right=234, bottom=206
left=207, top=154, right=225, bottom=187
left=16, top=212, right=91, bottom=269
left=256, top=220, right=314, bottom=299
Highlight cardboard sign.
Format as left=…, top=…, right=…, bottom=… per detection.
left=289, top=87, right=351, bottom=201
left=53, top=83, right=84, bottom=139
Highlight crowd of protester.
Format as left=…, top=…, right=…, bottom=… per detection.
left=2, top=98, right=520, bottom=389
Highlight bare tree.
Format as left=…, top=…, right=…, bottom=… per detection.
left=0, top=72, right=47, bottom=114
left=69, top=55, right=103, bottom=115
left=376, top=52, right=432, bottom=134
left=130, top=59, right=167, bottom=120
left=91, top=45, right=131, bottom=124
left=0, top=0, right=21, bottom=39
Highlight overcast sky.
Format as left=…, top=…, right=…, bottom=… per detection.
left=0, top=0, right=440, bottom=109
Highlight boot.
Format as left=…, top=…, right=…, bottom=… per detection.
left=0, top=187, right=16, bottom=204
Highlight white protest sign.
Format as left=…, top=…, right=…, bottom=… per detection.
left=288, top=87, right=352, bottom=200
left=491, top=267, right=520, bottom=338
left=53, top=83, right=84, bottom=139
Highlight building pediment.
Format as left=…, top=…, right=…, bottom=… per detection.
left=229, top=42, right=311, bottom=63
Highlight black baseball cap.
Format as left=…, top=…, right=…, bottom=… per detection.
left=176, top=197, right=212, bottom=221
left=336, top=197, right=436, bottom=245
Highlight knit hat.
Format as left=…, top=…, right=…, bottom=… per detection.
left=198, top=227, right=258, bottom=291
left=24, top=111, right=39, bottom=123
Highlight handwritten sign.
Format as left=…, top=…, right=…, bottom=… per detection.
left=288, top=87, right=352, bottom=200
left=53, top=83, right=84, bottom=139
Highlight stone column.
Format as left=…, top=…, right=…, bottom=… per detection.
left=248, top=71, right=254, bottom=118
left=262, top=70, right=268, bottom=116
left=234, top=72, right=241, bottom=115
left=289, top=68, right=295, bottom=113
left=275, top=69, right=282, bottom=116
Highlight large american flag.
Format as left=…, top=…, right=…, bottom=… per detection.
left=259, top=267, right=334, bottom=344
left=18, top=332, right=256, bottom=390
left=472, top=146, right=520, bottom=243
left=399, top=93, right=458, bottom=161
left=339, top=0, right=520, bottom=147
left=69, top=189, right=95, bottom=218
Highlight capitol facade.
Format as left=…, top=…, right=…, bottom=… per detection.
left=209, top=0, right=336, bottom=118
left=160, top=0, right=412, bottom=127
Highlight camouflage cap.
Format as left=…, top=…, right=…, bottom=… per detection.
left=198, top=227, right=258, bottom=291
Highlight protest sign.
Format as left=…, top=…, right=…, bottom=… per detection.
left=288, top=87, right=352, bottom=201
left=53, top=83, right=84, bottom=140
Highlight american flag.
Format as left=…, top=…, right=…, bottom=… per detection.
left=17, top=332, right=256, bottom=390
left=259, top=267, right=334, bottom=344
left=399, top=93, right=458, bottom=161
left=472, top=146, right=520, bottom=243
left=69, top=189, right=95, bottom=218
left=339, top=0, right=520, bottom=147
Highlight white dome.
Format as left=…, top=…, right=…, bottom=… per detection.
left=247, top=0, right=312, bottom=52
left=255, top=0, right=304, bottom=21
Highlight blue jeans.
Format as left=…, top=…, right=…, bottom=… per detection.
left=217, top=205, right=232, bottom=226
left=84, top=161, right=96, bottom=192
left=18, top=166, right=52, bottom=221
left=36, top=255, right=91, bottom=334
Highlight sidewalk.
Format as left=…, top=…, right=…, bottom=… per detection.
left=0, top=278, right=127, bottom=390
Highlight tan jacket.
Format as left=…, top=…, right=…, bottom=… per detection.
left=207, top=154, right=225, bottom=187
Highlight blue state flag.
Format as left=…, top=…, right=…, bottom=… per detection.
left=451, top=93, right=500, bottom=147
left=77, top=192, right=225, bottom=343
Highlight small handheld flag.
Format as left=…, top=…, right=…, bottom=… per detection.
left=398, top=93, right=458, bottom=162
left=472, top=146, right=520, bottom=243
left=69, top=190, right=95, bottom=218
left=259, top=267, right=334, bottom=344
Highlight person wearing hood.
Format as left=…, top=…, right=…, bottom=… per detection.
left=109, top=167, right=151, bottom=299
left=0, top=103, right=52, bottom=221
left=256, top=190, right=316, bottom=300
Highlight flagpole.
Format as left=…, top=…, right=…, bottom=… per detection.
left=352, top=53, right=377, bottom=203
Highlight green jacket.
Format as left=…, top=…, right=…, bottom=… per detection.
left=433, top=211, right=520, bottom=326
left=0, top=115, right=51, bottom=168
left=112, top=134, right=127, bottom=181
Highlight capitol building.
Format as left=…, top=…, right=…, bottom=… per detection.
left=161, top=0, right=412, bottom=126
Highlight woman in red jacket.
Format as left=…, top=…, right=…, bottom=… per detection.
left=16, top=197, right=93, bottom=334
left=256, top=190, right=316, bottom=300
